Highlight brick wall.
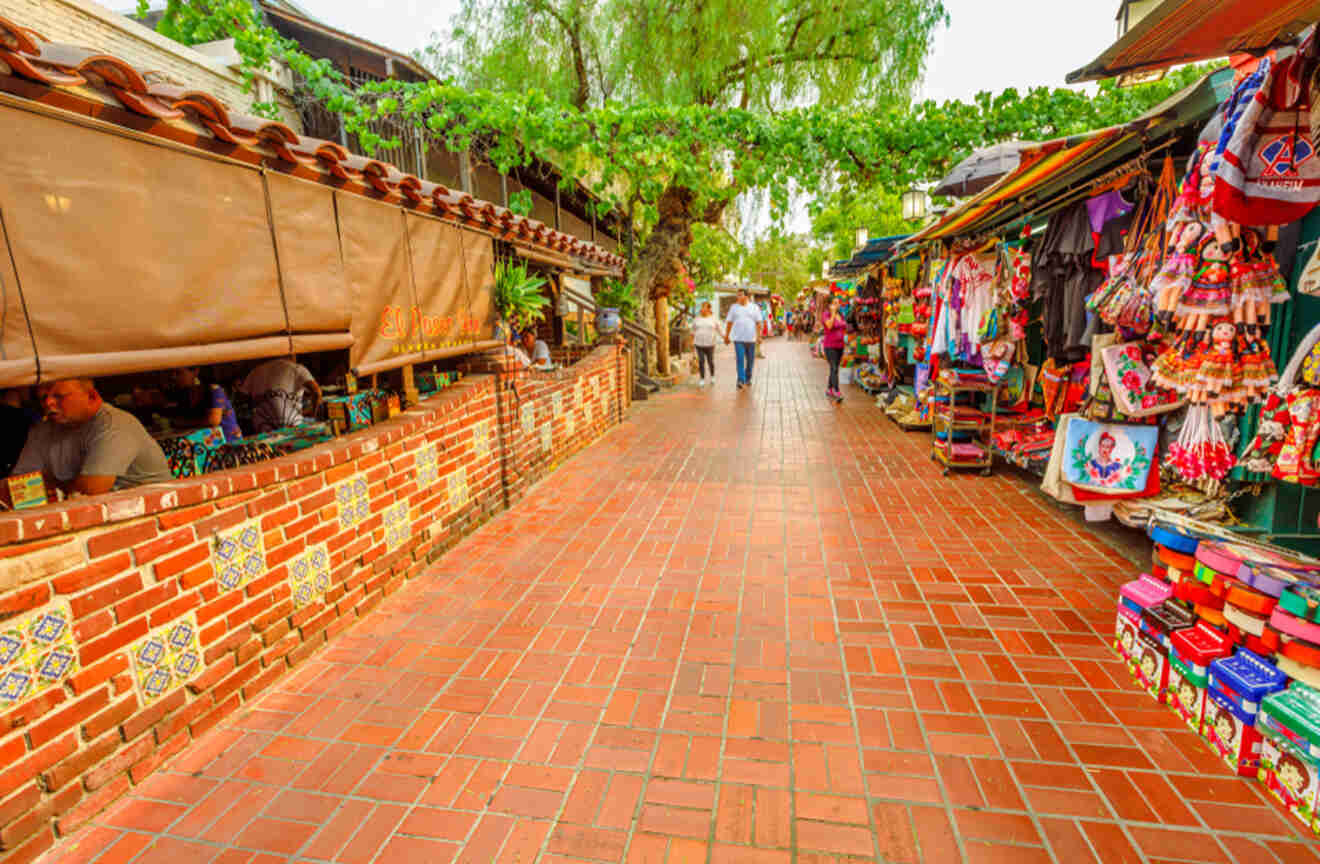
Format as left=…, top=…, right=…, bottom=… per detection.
left=11, top=0, right=300, bottom=128
left=0, top=345, right=629, bottom=863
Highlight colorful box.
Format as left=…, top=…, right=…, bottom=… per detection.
left=325, top=392, right=374, bottom=431
left=5, top=472, right=46, bottom=510
left=1167, top=622, right=1231, bottom=734
left=1115, top=606, right=1140, bottom=662
left=1133, top=629, right=1171, bottom=702
left=1203, top=650, right=1287, bottom=777
left=1260, top=733, right=1320, bottom=833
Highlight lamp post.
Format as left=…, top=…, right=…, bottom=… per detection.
left=902, top=187, right=930, bottom=222
left=854, top=227, right=868, bottom=251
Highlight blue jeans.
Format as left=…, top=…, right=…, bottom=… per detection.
left=734, top=341, right=756, bottom=385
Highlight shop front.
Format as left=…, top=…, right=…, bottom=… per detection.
left=872, top=11, right=1320, bottom=829
left=0, top=15, right=635, bottom=856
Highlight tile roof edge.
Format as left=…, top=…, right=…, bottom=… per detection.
left=0, top=12, right=627, bottom=274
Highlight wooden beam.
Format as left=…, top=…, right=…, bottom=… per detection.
left=554, top=185, right=562, bottom=231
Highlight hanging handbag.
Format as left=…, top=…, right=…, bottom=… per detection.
left=1101, top=341, right=1185, bottom=417
left=1061, top=417, right=1159, bottom=494
left=1041, top=413, right=1080, bottom=504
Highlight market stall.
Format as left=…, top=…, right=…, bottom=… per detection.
left=893, top=11, right=1320, bottom=825
left=0, top=20, right=627, bottom=509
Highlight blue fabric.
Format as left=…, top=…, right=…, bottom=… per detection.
left=735, top=341, right=756, bottom=385
left=209, top=384, right=242, bottom=443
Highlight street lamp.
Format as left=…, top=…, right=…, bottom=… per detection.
left=854, top=227, right=868, bottom=250
left=902, top=187, right=929, bottom=222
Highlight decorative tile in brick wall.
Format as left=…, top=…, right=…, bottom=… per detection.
left=566, top=412, right=577, bottom=438
left=212, top=518, right=266, bottom=592
left=415, top=443, right=439, bottom=487
left=0, top=600, right=77, bottom=706
left=337, top=474, right=370, bottom=530
left=448, top=466, right=469, bottom=513
left=130, top=613, right=202, bottom=704
left=520, top=403, right=535, bottom=436
left=575, top=377, right=585, bottom=408
left=288, top=543, right=331, bottom=610
left=552, top=392, right=563, bottom=418
left=540, top=424, right=552, bottom=453
left=384, top=501, right=410, bottom=552
left=473, top=420, right=491, bottom=458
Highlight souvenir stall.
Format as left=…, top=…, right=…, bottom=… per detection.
left=1077, top=14, right=1320, bottom=829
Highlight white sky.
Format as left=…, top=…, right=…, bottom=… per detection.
left=292, top=0, right=1121, bottom=102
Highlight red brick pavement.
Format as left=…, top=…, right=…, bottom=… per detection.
left=36, top=341, right=1320, bottom=862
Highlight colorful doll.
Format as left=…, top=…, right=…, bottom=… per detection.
left=1196, top=320, right=1239, bottom=401
left=1180, top=233, right=1232, bottom=316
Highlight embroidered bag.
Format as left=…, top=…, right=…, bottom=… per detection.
left=1101, top=342, right=1185, bottom=417
left=1061, top=418, right=1159, bottom=495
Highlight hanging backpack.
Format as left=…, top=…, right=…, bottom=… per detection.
left=1215, top=38, right=1320, bottom=225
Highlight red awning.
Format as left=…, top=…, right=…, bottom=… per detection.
left=1068, top=0, right=1320, bottom=83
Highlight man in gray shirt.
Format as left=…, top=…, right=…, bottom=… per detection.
left=14, top=379, right=172, bottom=495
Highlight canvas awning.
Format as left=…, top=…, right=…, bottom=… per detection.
left=903, top=68, right=1233, bottom=250
left=1068, top=0, right=1320, bottom=83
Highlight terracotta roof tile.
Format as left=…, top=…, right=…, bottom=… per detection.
left=0, top=12, right=625, bottom=275
left=0, top=17, right=39, bottom=54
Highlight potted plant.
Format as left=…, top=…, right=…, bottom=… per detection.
left=493, top=258, right=550, bottom=339
left=593, top=279, right=636, bottom=336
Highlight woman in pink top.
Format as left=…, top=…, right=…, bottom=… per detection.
left=822, top=297, right=847, bottom=402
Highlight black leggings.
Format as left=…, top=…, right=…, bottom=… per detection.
left=825, top=347, right=842, bottom=391
left=696, top=345, right=715, bottom=378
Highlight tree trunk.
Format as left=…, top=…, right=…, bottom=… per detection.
left=629, top=183, right=726, bottom=375
left=654, top=294, right=670, bottom=376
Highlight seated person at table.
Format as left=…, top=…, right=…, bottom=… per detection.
left=168, top=367, right=242, bottom=442
left=13, top=379, right=171, bottom=495
left=512, top=330, right=551, bottom=368
left=238, top=356, right=321, bottom=433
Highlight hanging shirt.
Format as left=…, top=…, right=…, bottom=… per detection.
left=1086, top=189, right=1134, bottom=234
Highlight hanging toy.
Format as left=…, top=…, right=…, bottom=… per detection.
left=1165, top=405, right=1236, bottom=494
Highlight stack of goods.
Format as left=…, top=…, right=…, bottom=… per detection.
left=1113, top=523, right=1320, bottom=828
left=990, top=414, right=1056, bottom=475
left=853, top=363, right=891, bottom=395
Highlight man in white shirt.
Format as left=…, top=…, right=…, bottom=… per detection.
left=238, top=356, right=322, bottom=433
left=723, top=289, right=763, bottom=391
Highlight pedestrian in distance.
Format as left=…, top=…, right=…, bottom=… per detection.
left=822, top=296, right=847, bottom=403
left=692, top=301, right=720, bottom=388
left=724, top=289, right=763, bottom=391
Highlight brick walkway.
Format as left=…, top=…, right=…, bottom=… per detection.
left=38, top=341, right=1320, bottom=863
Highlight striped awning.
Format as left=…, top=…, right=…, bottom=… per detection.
left=1068, top=0, right=1320, bottom=83
left=902, top=68, right=1232, bottom=250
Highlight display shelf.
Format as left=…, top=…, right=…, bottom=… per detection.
left=929, top=377, right=999, bottom=476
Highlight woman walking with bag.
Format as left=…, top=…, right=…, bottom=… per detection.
left=692, top=301, right=720, bottom=388
left=822, top=297, right=847, bottom=402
